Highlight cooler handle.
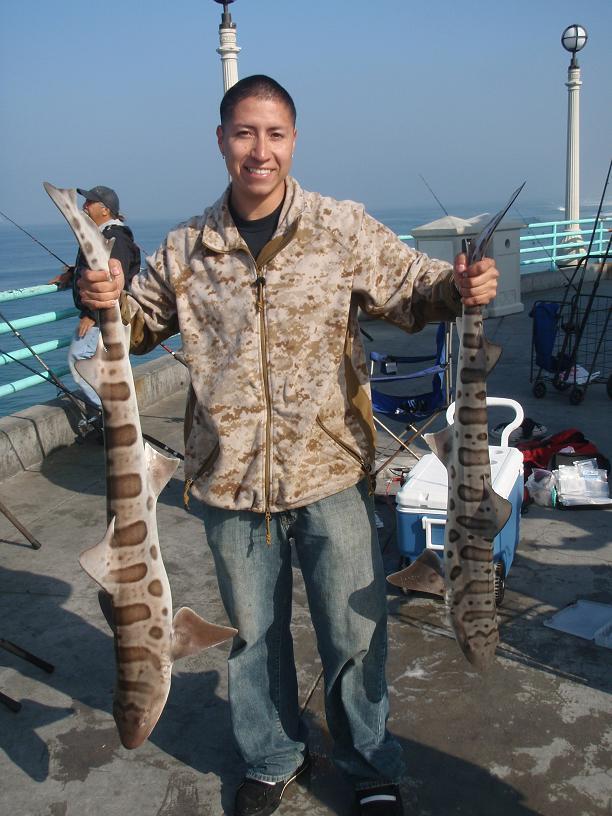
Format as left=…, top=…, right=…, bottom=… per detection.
left=445, top=397, right=524, bottom=447
left=422, top=516, right=446, bottom=551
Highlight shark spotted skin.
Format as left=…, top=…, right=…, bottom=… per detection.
left=44, top=183, right=237, bottom=748
left=424, top=306, right=511, bottom=668
left=388, top=184, right=524, bottom=667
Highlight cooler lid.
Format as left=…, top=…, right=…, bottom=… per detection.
left=396, top=447, right=523, bottom=510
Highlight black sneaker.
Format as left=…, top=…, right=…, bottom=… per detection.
left=355, top=784, right=404, bottom=815
left=234, top=752, right=310, bottom=816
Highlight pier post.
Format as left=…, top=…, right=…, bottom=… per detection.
left=214, top=0, right=240, bottom=93
left=559, top=24, right=587, bottom=267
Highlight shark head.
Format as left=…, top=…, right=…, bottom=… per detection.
left=113, top=684, right=171, bottom=749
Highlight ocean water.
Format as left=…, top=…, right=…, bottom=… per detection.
left=0, top=199, right=604, bottom=418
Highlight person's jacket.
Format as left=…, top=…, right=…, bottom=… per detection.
left=120, top=177, right=461, bottom=515
left=73, top=223, right=141, bottom=320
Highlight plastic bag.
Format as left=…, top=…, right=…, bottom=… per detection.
left=525, top=468, right=557, bottom=507
left=553, top=460, right=611, bottom=506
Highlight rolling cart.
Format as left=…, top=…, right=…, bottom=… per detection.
left=530, top=292, right=611, bottom=405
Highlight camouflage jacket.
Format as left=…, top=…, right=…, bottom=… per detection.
left=122, top=176, right=461, bottom=515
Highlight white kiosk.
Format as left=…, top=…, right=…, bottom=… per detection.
left=411, top=214, right=525, bottom=317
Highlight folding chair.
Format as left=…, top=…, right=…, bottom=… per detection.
left=369, top=321, right=453, bottom=473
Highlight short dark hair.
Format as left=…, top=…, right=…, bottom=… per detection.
left=220, top=75, right=296, bottom=126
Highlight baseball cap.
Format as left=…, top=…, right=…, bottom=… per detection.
left=77, top=185, right=120, bottom=216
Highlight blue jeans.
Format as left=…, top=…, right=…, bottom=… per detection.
left=202, top=479, right=405, bottom=787
left=68, top=325, right=101, bottom=409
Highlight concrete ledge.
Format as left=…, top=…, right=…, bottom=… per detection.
left=521, top=259, right=611, bottom=294
left=0, top=355, right=189, bottom=482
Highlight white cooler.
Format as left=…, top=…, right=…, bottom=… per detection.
left=395, top=398, right=525, bottom=584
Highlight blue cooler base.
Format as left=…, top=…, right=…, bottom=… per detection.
left=395, top=447, right=523, bottom=579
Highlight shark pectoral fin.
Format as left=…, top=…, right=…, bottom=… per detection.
left=170, top=607, right=237, bottom=661
left=424, top=424, right=454, bottom=466
left=145, top=443, right=180, bottom=498
left=73, top=332, right=106, bottom=391
left=482, top=335, right=502, bottom=375
left=79, top=517, right=116, bottom=592
left=489, top=490, right=512, bottom=535
left=387, top=550, right=445, bottom=596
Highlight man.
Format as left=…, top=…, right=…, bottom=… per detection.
left=49, top=185, right=140, bottom=411
left=79, top=76, right=499, bottom=816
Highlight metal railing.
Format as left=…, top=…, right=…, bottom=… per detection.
left=518, top=215, right=610, bottom=271
left=0, top=284, right=77, bottom=398
left=1, top=215, right=610, bottom=404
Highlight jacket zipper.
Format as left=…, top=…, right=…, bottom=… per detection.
left=255, top=267, right=273, bottom=544
left=316, top=416, right=376, bottom=494
left=197, top=219, right=300, bottom=536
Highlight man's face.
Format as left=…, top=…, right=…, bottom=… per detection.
left=216, top=95, right=297, bottom=218
left=83, top=199, right=109, bottom=226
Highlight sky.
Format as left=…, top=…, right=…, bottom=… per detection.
left=0, top=0, right=611, bottom=226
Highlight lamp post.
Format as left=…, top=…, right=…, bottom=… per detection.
left=214, top=0, right=240, bottom=93
left=560, top=24, right=588, bottom=259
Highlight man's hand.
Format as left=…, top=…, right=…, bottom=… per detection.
left=77, top=315, right=96, bottom=338
left=453, top=253, right=499, bottom=306
left=48, top=265, right=74, bottom=289
left=78, top=258, right=124, bottom=310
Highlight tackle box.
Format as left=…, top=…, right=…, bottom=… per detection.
left=395, top=445, right=523, bottom=581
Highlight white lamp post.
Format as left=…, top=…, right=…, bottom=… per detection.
left=560, top=24, right=588, bottom=258
left=214, top=0, right=240, bottom=93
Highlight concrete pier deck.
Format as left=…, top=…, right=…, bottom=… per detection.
left=1, top=284, right=611, bottom=816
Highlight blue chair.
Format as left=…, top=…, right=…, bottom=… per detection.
left=369, top=322, right=453, bottom=467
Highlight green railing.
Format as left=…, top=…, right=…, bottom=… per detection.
left=1, top=215, right=610, bottom=404
left=518, top=215, right=610, bottom=271
left=0, top=284, right=77, bottom=398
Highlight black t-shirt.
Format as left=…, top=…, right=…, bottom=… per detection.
left=229, top=199, right=283, bottom=262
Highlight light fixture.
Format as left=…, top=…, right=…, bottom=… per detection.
left=561, top=24, right=588, bottom=64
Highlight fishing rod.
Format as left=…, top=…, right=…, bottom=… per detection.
left=1, top=344, right=184, bottom=459
left=552, top=159, right=612, bottom=384
left=418, top=174, right=449, bottom=217
left=160, top=342, right=187, bottom=366
left=0, top=210, right=185, bottom=453
left=0, top=306, right=98, bottom=429
left=0, top=209, right=70, bottom=267
left=0, top=339, right=184, bottom=460
left=511, top=204, right=574, bottom=288
left=0, top=207, right=153, bottom=278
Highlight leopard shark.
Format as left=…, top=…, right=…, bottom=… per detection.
left=388, top=183, right=524, bottom=668
left=44, top=182, right=237, bottom=747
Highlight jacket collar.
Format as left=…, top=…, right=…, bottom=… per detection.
left=201, top=176, right=305, bottom=253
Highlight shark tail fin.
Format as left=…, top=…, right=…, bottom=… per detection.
left=170, top=607, right=237, bottom=661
